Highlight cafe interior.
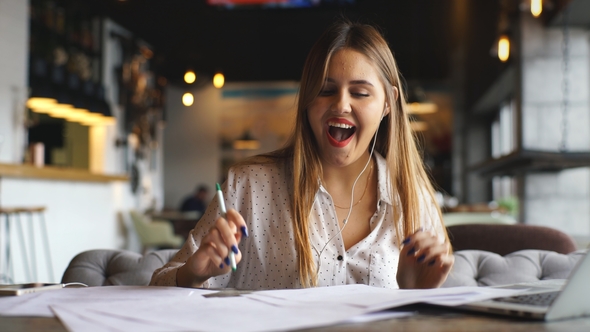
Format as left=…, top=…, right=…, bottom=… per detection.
left=1, top=0, right=590, bottom=289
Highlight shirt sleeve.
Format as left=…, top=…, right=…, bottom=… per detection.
left=149, top=228, right=201, bottom=286
left=150, top=169, right=248, bottom=287
left=150, top=185, right=227, bottom=287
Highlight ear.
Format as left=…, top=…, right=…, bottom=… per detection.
left=382, top=86, right=398, bottom=119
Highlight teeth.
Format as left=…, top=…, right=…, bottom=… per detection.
left=328, top=122, right=354, bottom=129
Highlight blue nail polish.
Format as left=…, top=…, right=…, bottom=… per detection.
left=241, top=226, right=249, bottom=238
left=219, top=263, right=224, bottom=269
left=407, top=247, right=416, bottom=256
left=224, top=257, right=230, bottom=266
left=428, top=260, right=436, bottom=266
left=402, top=237, right=411, bottom=245
left=231, top=245, right=239, bottom=254
left=417, top=254, right=426, bottom=263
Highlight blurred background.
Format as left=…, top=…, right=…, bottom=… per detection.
left=1, top=0, right=589, bottom=283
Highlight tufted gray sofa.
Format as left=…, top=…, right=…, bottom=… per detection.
left=61, top=249, right=177, bottom=286
left=441, top=249, right=586, bottom=287
left=61, top=248, right=587, bottom=287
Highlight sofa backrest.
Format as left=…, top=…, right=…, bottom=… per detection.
left=447, top=224, right=578, bottom=256
left=62, top=248, right=587, bottom=288
left=442, top=249, right=586, bottom=287
left=61, top=249, right=178, bottom=286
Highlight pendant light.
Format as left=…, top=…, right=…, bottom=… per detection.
left=213, top=72, right=225, bottom=89
left=182, top=92, right=194, bottom=106
left=233, top=131, right=260, bottom=150
left=531, top=0, right=542, bottom=17
left=184, top=70, right=196, bottom=84
left=498, top=35, right=510, bottom=62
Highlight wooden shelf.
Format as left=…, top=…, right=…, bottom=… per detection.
left=469, top=150, right=590, bottom=177
left=0, top=163, right=128, bottom=183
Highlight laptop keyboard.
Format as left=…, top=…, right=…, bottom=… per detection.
left=492, top=291, right=560, bottom=307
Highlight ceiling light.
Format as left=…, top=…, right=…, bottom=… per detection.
left=26, top=97, right=58, bottom=111
left=213, top=73, right=225, bottom=89
left=46, top=104, right=74, bottom=118
left=80, top=115, right=116, bottom=126
left=184, top=70, right=196, bottom=84
left=182, top=92, right=194, bottom=106
left=498, top=35, right=510, bottom=62
left=63, top=108, right=91, bottom=122
left=531, top=0, right=542, bottom=17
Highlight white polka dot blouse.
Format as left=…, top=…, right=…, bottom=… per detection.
left=150, top=152, right=444, bottom=289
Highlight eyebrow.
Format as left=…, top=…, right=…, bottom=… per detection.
left=325, top=78, right=375, bottom=86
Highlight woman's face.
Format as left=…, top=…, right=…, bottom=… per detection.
left=307, top=48, right=389, bottom=168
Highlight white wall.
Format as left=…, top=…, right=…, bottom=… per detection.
left=163, top=85, right=221, bottom=209
left=0, top=0, right=28, bottom=164
left=163, top=81, right=298, bottom=209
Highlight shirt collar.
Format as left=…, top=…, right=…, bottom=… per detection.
left=316, top=152, right=393, bottom=207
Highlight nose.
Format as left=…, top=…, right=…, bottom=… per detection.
left=331, top=91, right=352, bottom=114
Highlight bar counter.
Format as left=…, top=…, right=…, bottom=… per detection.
left=0, top=163, right=128, bottom=182
left=0, top=163, right=132, bottom=283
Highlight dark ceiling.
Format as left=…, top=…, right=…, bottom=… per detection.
left=83, top=0, right=574, bottom=107
left=88, top=0, right=466, bottom=85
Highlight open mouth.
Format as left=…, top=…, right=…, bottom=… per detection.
left=327, top=121, right=356, bottom=146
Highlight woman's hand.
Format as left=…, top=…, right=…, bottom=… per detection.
left=396, top=228, right=454, bottom=289
left=177, top=209, right=247, bottom=287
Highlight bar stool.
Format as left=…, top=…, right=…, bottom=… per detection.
left=0, top=206, right=53, bottom=283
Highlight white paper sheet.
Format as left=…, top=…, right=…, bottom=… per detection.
left=246, top=284, right=523, bottom=312
left=0, top=285, right=211, bottom=317
left=0, top=284, right=526, bottom=332
left=51, top=295, right=369, bottom=332
left=52, top=303, right=186, bottom=332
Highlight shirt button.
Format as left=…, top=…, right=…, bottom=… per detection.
left=337, top=255, right=343, bottom=261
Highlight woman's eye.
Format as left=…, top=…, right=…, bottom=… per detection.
left=319, top=89, right=334, bottom=96
left=353, top=92, right=370, bottom=97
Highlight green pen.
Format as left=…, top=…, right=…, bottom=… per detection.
left=216, top=183, right=237, bottom=271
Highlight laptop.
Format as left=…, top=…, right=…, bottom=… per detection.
left=454, top=250, right=590, bottom=321
left=0, top=283, right=64, bottom=296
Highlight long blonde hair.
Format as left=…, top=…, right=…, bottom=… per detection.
left=242, top=20, right=447, bottom=287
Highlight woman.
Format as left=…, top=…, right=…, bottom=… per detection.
left=151, top=20, right=453, bottom=289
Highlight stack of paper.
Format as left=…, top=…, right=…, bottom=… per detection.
left=0, top=284, right=522, bottom=331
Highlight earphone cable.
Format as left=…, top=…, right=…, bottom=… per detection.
left=313, top=116, right=382, bottom=276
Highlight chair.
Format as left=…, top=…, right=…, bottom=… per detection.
left=446, top=223, right=578, bottom=256
left=128, top=210, right=184, bottom=254
left=0, top=206, right=53, bottom=283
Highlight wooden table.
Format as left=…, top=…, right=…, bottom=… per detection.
left=2, top=304, right=590, bottom=331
